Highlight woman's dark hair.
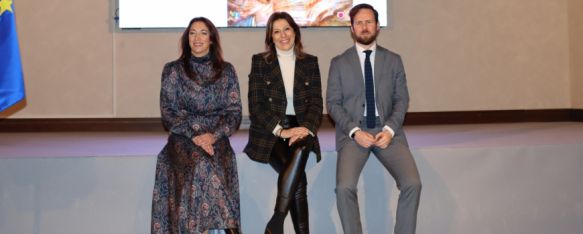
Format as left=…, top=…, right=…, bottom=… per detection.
left=179, top=17, right=225, bottom=81
left=263, top=12, right=305, bottom=63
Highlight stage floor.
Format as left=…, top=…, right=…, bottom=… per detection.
left=2, top=122, right=583, bottom=158
left=1, top=122, right=583, bottom=234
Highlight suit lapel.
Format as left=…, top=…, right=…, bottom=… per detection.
left=290, top=58, right=305, bottom=114
left=347, top=47, right=364, bottom=82
left=266, top=59, right=284, bottom=93
left=345, top=47, right=365, bottom=101
left=374, top=47, right=386, bottom=121
left=266, top=59, right=282, bottom=81
left=261, top=58, right=285, bottom=115
left=294, top=57, right=307, bottom=90
left=374, top=47, right=384, bottom=88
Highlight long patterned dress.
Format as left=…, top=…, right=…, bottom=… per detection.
left=151, top=56, right=242, bottom=234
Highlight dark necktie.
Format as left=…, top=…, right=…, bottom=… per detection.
left=364, top=50, right=376, bottom=128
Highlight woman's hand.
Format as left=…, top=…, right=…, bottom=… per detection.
left=280, top=127, right=310, bottom=146
left=192, top=133, right=216, bottom=156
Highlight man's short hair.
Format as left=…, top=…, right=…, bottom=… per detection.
left=349, top=3, right=379, bottom=26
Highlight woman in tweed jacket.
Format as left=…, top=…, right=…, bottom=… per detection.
left=244, top=12, right=323, bottom=234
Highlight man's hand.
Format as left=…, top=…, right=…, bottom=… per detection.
left=192, top=133, right=216, bottom=156
left=374, top=130, right=393, bottom=149
left=354, top=130, right=376, bottom=148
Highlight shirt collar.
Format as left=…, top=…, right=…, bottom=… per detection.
left=355, top=42, right=377, bottom=55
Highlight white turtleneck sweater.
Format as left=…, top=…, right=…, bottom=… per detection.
left=271, top=47, right=315, bottom=137
left=271, top=47, right=295, bottom=137
left=276, top=47, right=296, bottom=115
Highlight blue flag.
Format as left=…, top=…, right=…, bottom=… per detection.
left=0, top=0, right=25, bottom=112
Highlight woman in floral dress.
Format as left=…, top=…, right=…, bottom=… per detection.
left=151, top=17, right=242, bottom=234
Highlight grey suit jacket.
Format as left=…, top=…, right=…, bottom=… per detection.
left=326, top=45, right=410, bottom=151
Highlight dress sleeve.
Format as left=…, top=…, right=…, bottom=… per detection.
left=213, top=64, right=242, bottom=139
left=159, top=62, right=205, bottom=139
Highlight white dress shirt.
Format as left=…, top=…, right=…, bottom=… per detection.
left=349, top=42, right=395, bottom=138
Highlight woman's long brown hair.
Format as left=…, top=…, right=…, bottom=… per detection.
left=263, top=12, right=305, bottom=63
left=179, top=17, right=225, bottom=81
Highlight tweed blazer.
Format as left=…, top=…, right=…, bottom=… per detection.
left=244, top=52, right=323, bottom=163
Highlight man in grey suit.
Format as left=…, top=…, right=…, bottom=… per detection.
left=326, top=4, right=421, bottom=234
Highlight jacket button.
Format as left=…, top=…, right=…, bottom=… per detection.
left=305, top=82, right=309, bottom=86
left=266, top=81, right=271, bottom=85
left=304, top=99, right=308, bottom=103
left=268, top=98, right=272, bottom=102
left=362, top=104, right=365, bottom=107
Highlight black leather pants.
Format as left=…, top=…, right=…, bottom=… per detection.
left=268, top=116, right=312, bottom=234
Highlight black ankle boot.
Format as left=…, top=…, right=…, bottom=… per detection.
left=225, top=228, right=240, bottom=234
left=290, top=176, right=309, bottom=234
left=265, top=211, right=286, bottom=234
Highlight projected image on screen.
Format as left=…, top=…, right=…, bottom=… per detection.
left=119, top=0, right=387, bottom=28
left=227, top=0, right=352, bottom=27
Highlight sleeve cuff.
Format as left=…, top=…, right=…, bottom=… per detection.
left=273, top=124, right=283, bottom=136
left=349, top=127, right=361, bottom=139
left=383, top=125, right=395, bottom=137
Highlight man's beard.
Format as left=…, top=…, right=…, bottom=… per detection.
left=353, top=30, right=378, bottom=45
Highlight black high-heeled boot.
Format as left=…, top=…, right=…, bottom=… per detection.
left=265, top=210, right=286, bottom=234
left=266, top=138, right=311, bottom=234
left=225, top=228, right=241, bottom=234
left=290, top=175, right=310, bottom=234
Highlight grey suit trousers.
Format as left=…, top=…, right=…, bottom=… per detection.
left=336, top=124, right=421, bottom=234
